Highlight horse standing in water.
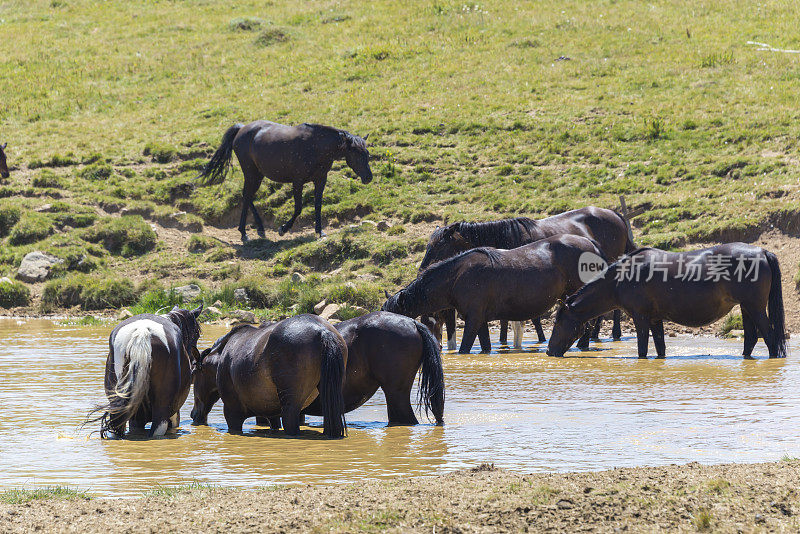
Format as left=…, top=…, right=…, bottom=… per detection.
left=419, top=207, right=634, bottom=350
left=197, top=121, right=373, bottom=241
left=547, top=244, right=787, bottom=359
left=192, top=314, right=347, bottom=438
left=0, top=143, right=9, bottom=178
left=384, top=235, right=608, bottom=354
left=90, top=305, right=203, bottom=438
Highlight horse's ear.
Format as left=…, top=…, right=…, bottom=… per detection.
left=191, top=304, right=203, bottom=318
left=362, top=134, right=369, bottom=141
left=384, top=289, right=391, bottom=299
left=1, top=143, right=6, bottom=149
left=170, top=305, right=180, bottom=312
left=338, top=132, right=348, bottom=150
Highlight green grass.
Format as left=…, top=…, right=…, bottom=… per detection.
left=1, top=0, right=800, bottom=312
left=0, top=279, right=31, bottom=308
left=0, top=486, right=90, bottom=504
left=142, top=481, right=217, bottom=498
left=693, top=508, right=713, bottom=531
left=719, top=313, right=743, bottom=337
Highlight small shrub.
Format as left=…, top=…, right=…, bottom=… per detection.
left=387, top=225, right=405, bottom=235
left=32, top=170, right=63, bottom=188
left=692, top=508, right=712, bottom=531
left=49, top=202, right=97, bottom=228
left=255, top=28, right=289, bottom=47
left=143, top=142, right=176, bottom=164
left=187, top=235, right=217, bottom=253
left=130, top=289, right=184, bottom=315
left=644, top=117, right=666, bottom=140
left=326, top=282, right=382, bottom=309
left=0, top=202, right=22, bottom=237
left=0, top=279, right=31, bottom=308
left=7, top=212, right=53, bottom=245
left=719, top=313, right=743, bottom=337
left=229, top=17, right=265, bottom=31
left=77, top=164, right=113, bottom=181
left=42, top=273, right=137, bottom=310
left=83, top=216, right=157, bottom=257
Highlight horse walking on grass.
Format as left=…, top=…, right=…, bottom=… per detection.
left=383, top=235, right=608, bottom=354
left=89, top=305, right=203, bottom=438
left=197, top=121, right=373, bottom=241
left=547, top=244, right=787, bottom=359
left=0, top=143, right=9, bottom=178
left=419, top=207, right=634, bottom=350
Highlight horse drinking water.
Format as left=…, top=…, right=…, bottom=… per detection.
left=547, top=244, right=787, bottom=359
left=197, top=121, right=373, bottom=241
left=89, top=305, right=203, bottom=438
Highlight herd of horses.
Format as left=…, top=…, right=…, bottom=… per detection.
left=0, top=124, right=788, bottom=441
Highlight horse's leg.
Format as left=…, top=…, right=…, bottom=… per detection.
left=444, top=309, right=457, bottom=351
left=576, top=323, right=592, bottom=350
left=741, top=308, right=758, bottom=359
left=632, top=313, right=650, bottom=359
left=148, top=408, right=172, bottom=438
left=512, top=321, right=524, bottom=349
left=533, top=318, right=546, bottom=343
left=223, top=403, right=246, bottom=434
left=269, top=417, right=282, bottom=430
left=167, top=411, right=180, bottom=433
left=459, top=317, right=480, bottom=354
left=612, top=310, right=622, bottom=340
left=280, top=403, right=302, bottom=436
left=477, top=322, right=492, bottom=353
left=239, top=170, right=263, bottom=242
left=499, top=321, right=508, bottom=345
left=746, top=307, right=775, bottom=358
left=278, top=182, right=304, bottom=236
left=255, top=416, right=270, bottom=426
left=313, top=177, right=327, bottom=238
left=650, top=321, right=666, bottom=358
left=249, top=200, right=266, bottom=239
left=590, top=317, right=602, bottom=341
left=128, top=405, right=147, bottom=434
left=383, top=386, right=418, bottom=425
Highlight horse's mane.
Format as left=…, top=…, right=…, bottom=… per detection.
left=410, top=247, right=503, bottom=302
left=565, top=247, right=653, bottom=306
left=165, top=308, right=202, bottom=350
left=301, top=123, right=367, bottom=150
left=447, top=217, right=538, bottom=249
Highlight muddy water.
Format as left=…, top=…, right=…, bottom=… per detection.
left=1, top=318, right=799, bottom=497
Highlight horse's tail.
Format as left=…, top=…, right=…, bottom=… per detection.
left=415, top=319, right=445, bottom=425
left=87, top=326, right=154, bottom=438
left=318, top=329, right=347, bottom=438
left=766, top=251, right=787, bottom=358
left=611, top=209, right=636, bottom=253
left=196, top=123, right=243, bottom=185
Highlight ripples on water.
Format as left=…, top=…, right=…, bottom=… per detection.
left=1, top=318, right=798, bottom=496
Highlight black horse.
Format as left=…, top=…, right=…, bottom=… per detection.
left=0, top=143, right=9, bottom=178
left=89, top=305, right=203, bottom=438
left=420, top=207, right=634, bottom=349
left=547, top=244, right=787, bottom=359
left=197, top=121, right=373, bottom=241
left=303, top=311, right=445, bottom=425
left=383, top=235, right=608, bottom=354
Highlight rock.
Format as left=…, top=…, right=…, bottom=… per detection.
left=288, top=303, right=299, bottom=314
left=376, top=220, right=390, bottom=231
left=118, top=309, right=133, bottom=320
left=201, top=306, right=221, bottom=318
left=727, top=329, right=744, bottom=338
left=290, top=272, right=306, bottom=283
left=328, top=267, right=342, bottom=276
left=313, top=300, right=327, bottom=314
left=34, top=204, right=53, bottom=213
left=233, top=288, right=249, bottom=304
left=356, top=273, right=378, bottom=282
left=352, top=306, right=369, bottom=316
left=361, top=219, right=378, bottom=227
left=170, top=284, right=201, bottom=302
left=319, top=303, right=341, bottom=320
left=212, top=300, right=223, bottom=308
left=229, top=310, right=257, bottom=324
left=0, top=277, right=13, bottom=285
left=556, top=499, right=573, bottom=510
left=16, top=251, right=64, bottom=282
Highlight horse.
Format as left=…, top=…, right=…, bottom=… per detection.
left=192, top=314, right=347, bottom=438
left=547, top=244, right=787, bottom=359
left=302, top=311, right=445, bottom=425
left=197, top=121, right=373, bottom=241
left=0, top=143, right=9, bottom=178
left=89, top=305, right=203, bottom=438
left=383, top=235, right=608, bottom=354
left=419, top=207, right=634, bottom=350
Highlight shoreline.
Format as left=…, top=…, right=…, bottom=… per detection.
left=3, top=461, right=799, bottom=532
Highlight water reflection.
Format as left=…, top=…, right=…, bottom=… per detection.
left=1, top=318, right=799, bottom=496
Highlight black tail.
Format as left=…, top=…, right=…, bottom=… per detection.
left=319, top=330, right=347, bottom=438
left=766, top=251, right=787, bottom=358
left=196, top=123, right=243, bottom=186
left=612, top=209, right=636, bottom=254
left=415, top=320, right=445, bottom=425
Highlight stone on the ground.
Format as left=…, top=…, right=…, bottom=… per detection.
left=229, top=310, right=257, bottom=323
left=170, top=284, right=201, bottom=302
left=290, top=272, right=306, bottom=283
left=233, top=288, right=249, bottom=304
left=212, top=300, right=223, bottom=308
left=0, top=277, right=13, bottom=285
left=376, top=220, right=390, bottom=231
left=118, top=309, right=133, bottom=320
left=313, top=300, right=327, bottom=315
left=201, top=306, right=221, bottom=318
left=356, top=273, right=378, bottom=282
left=319, top=303, right=341, bottom=320
left=16, top=251, right=64, bottom=282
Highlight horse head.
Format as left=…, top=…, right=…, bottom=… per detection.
left=0, top=143, right=9, bottom=179
left=546, top=301, right=583, bottom=357
left=341, top=132, right=373, bottom=184
left=381, top=289, right=406, bottom=315
left=420, top=224, right=470, bottom=269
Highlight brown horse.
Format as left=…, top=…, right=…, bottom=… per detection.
left=303, top=311, right=445, bottom=425
left=197, top=121, right=372, bottom=241
left=420, top=207, right=634, bottom=349
left=192, top=314, right=347, bottom=438
left=547, top=244, right=787, bottom=359
left=89, top=305, right=202, bottom=438
left=383, top=235, right=607, bottom=354
left=0, top=143, right=9, bottom=178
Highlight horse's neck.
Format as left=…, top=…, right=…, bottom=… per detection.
left=572, top=280, right=617, bottom=322
left=410, top=269, right=453, bottom=316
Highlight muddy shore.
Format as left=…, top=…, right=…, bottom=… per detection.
left=3, top=462, right=799, bottom=532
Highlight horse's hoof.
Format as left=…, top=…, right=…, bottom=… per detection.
left=257, top=230, right=266, bottom=239
left=240, top=235, right=249, bottom=243
left=317, top=231, right=327, bottom=239
left=278, top=227, right=287, bottom=236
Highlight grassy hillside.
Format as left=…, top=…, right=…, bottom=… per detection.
left=1, top=0, right=799, bottom=315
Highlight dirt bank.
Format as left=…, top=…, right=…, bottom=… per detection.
left=3, top=462, right=800, bottom=532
